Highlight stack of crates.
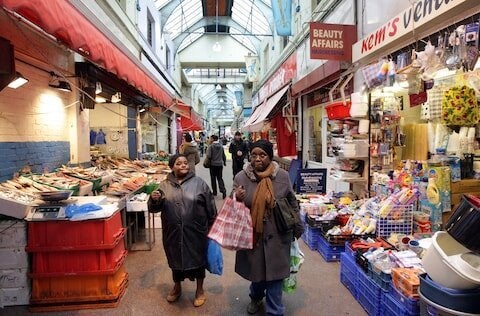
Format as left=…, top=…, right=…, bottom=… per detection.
left=317, top=235, right=345, bottom=262
left=340, top=250, right=358, bottom=298
left=356, top=267, right=384, bottom=315
left=383, top=285, right=420, bottom=316
left=0, top=219, right=30, bottom=307
left=26, top=210, right=128, bottom=312
left=301, top=225, right=321, bottom=250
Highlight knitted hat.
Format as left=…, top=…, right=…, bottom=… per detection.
left=250, top=139, right=273, bottom=159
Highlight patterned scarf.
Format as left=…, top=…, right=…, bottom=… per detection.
left=250, top=163, right=275, bottom=242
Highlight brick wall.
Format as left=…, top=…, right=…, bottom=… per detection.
left=0, top=141, right=70, bottom=182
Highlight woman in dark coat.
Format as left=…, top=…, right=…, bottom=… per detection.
left=148, top=154, right=216, bottom=307
left=233, top=140, right=303, bottom=316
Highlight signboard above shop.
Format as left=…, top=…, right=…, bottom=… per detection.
left=309, top=23, right=357, bottom=61
left=352, top=0, right=480, bottom=63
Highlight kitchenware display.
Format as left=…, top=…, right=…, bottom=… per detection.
left=422, top=231, right=480, bottom=290
left=445, top=195, right=480, bottom=253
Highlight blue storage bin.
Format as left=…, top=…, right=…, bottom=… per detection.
left=340, top=272, right=357, bottom=299
left=345, top=241, right=356, bottom=258
left=357, top=280, right=382, bottom=316
left=318, top=235, right=344, bottom=262
left=340, top=252, right=357, bottom=280
left=419, top=274, right=480, bottom=314
left=357, top=269, right=382, bottom=298
left=390, top=284, right=420, bottom=315
left=383, top=291, right=419, bottom=316
left=368, top=263, right=392, bottom=292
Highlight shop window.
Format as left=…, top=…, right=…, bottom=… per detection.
left=147, top=10, right=155, bottom=47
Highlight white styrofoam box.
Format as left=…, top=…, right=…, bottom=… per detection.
left=127, top=200, right=148, bottom=212
left=0, top=287, right=30, bottom=307
left=77, top=182, right=93, bottom=196
left=0, top=197, right=32, bottom=219
left=0, top=269, right=29, bottom=288
left=0, top=221, right=27, bottom=248
left=0, top=248, right=28, bottom=269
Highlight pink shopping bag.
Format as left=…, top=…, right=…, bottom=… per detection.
left=208, top=194, right=253, bottom=250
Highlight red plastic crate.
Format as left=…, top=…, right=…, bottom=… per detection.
left=27, top=210, right=123, bottom=251
left=29, top=231, right=127, bottom=277
left=30, top=266, right=128, bottom=304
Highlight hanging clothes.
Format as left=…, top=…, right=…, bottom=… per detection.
left=89, top=129, right=97, bottom=146
left=96, top=129, right=107, bottom=144
left=271, top=114, right=296, bottom=157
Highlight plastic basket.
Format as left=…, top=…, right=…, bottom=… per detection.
left=30, top=266, right=128, bottom=304
left=29, top=232, right=126, bottom=277
left=376, top=204, right=414, bottom=238
left=302, top=226, right=321, bottom=250
left=340, top=272, right=357, bottom=299
left=340, top=252, right=358, bottom=283
left=369, top=262, right=392, bottom=292
left=356, top=271, right=383, bottom=316
left=27, top=210, right=123, bottom=251
left=317, top=235, right=344, bottom=262
left=390, top=284, right=420, bottom=315
left=345, top=241, right=356, bottom=258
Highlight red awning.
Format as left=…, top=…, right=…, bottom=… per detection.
left=291, top=61, right=342, bottom=97
left=174, top=100, right=203, bottom=131
left=1, top=0, right=174, bottom=107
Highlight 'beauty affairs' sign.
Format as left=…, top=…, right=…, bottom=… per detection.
left=309, top=23, right=357, bottom=61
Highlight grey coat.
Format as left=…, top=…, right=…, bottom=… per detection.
left=232, top=162, right=302, bottom=282
left=179, top=142, right=200, bottom=173
left=148, top=172, right=216, bottom=271
left=206, top=142, right=226, bottom=166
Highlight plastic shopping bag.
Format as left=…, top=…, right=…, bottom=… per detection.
left=206, top=239, right=223, bottom=275
left=283, top=238, right=305, bottom=293
left=208, top=194, right=253, bottom=250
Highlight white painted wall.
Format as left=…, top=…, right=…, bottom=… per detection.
left=89, top=103, right=130, bottom=157
left=178, top=35, right=254, bottom=66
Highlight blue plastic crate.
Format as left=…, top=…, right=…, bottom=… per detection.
left=383, top=291, right=419, bottom=316
left=357, top=284, right=382, bottom=316
left=340, top=272, right=357, bottom=299
left=390, top=284, right=420, bottom=314
left=302, top=226, right=321, bottom=250
left=340, top=252, right=357, bottom=281
left=357, top=269, right=382, bottom=298
left=317, top=235, right=344, bottom=262
left=318, top=234, right=346, bottom=251
left=345, top=241, right=356, bottom=258
left=368, top=263, right=392, bottom=292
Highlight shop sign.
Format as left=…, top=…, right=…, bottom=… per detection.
left=309, top=23, right=357, bottom=61
left=352, top=0, right=470, bottom=63
left=257, top=52, right=297, bottom=104
left=296, top=168, right=327, bottom=194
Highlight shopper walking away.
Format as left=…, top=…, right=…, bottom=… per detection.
left=148, top=154, right=216, bottom=307
left=206, top=135, right=227, bottom=199
left=232, top=139, right=303, bottom=316
left=199, top=132, right=206, bottom=157
left=229, top=131, right=249, bottom=177
left=179, top=133, right=200, bottom=174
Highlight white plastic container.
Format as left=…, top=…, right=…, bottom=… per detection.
left=422, top=231, right=480, bottom=289
left=0, top=269, right=29, bottom=288
left=0, top=287, right=30, bottom=307
left=0, top=197, right=32, bottom=219
left=0, top=221, right=27, bottom=248
left=127, top=200, right=148, bottom=212
left=0, top=248, right=28, bottom=269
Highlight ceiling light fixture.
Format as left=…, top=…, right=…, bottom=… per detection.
left=95, top=82, right=102, bottom=94
left=95, top=96, right=107, bottom=103
left=48, top=72, right=72, bottom=92
left=139, top=106, right=146, bottom=113
left=7, top=72, right=29, bottom=89
left=215, top=84, right=222, bottom=90
left=111, top=92, right=122, bottom=103
left=212, top=0, right=222, bottom=52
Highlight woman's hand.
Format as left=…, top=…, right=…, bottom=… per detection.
left=235, top=186, right=246, bottom=202
left=151, top=190, right=164, bottom=201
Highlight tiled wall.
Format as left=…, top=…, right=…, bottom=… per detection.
left=0, top=141, right=70, bottom=182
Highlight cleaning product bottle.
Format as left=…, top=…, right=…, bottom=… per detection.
left=426, top=177, right=440, bottom=205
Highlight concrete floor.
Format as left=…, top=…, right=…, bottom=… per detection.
left=1, top=154, right=366, bottom=316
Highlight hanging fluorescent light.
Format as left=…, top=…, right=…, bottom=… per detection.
left=95, top=96, right=107, bottom=103
left=7, top=72, right=28, bottom=89
left=212, top=41, right=222, bottom=52
left=111, top=92, right=121, bottom=103
left=95, top=82, right=102, bottom=94
left=215, top=84, right=222, bottom=90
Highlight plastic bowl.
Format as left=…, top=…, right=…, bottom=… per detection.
left=422, top=231, right=480, bottom=290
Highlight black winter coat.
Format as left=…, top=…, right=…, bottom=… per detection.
left=148, top=172, right=216, bottom=271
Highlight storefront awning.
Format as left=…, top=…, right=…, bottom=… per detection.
left=174, top=100, right=203, bottom=131
left=291, top=61, right=342, bottom=97
left=0, top=0, right=174, bottom=107
left=242, top=85, right=289, bottom=132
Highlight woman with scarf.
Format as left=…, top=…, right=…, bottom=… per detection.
left=232, top=139, right=303, bottom=316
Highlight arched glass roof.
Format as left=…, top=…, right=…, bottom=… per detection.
left=162, top=0, right=203, bottom=39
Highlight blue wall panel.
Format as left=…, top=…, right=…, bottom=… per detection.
left=0, top=141, right=70, bottom=182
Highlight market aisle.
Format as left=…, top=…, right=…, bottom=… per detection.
left=3, top=153, right=366, bottom=316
